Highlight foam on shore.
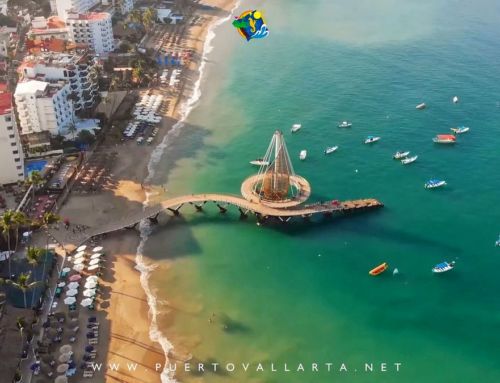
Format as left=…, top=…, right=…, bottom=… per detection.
left=134, top=2, right=241, bottom=382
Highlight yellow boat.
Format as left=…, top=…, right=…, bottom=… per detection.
left=369, top=262, right=388, bottom=276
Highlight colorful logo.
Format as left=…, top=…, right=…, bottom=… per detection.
left=232, top=10, right=269, bottom=41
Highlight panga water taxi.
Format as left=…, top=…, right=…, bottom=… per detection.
left=393, top=151, right=410, bottom=159
left=299, top=150, right=307, bottom=160
left=324, top=146, right=338, bottom=154
left=433, top=134, right=456, bottom=144
left=416, top=102, right=426, bottom=110
left=495, top=235, right=500, bottom=247
left=450, top=126, right=469, bottom=134
left=291, top=123, right=302, bottom=133
left=425, top=179, right=447, bottom=189
left=401, top=155, right=418, bottom=165
left=338, top=121, right=352, bottom=128
left=250, top=158, right=269, bottom=166
left=432, top=261, right=455, bottom=273
left=364, top=136, right=381, bottom=144
left=369, top=263, right=389, bottom=276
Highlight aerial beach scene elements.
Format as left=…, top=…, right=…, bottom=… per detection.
left=1, top=1, right=500, bottom=383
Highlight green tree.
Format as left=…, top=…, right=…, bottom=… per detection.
left=6, top=273, right=42, bottom=308
left=26, top=247, right=43, bottom=306
left=16, top=316, right=26, bottom=362
left=12, top=211, right=29, bottom=253
left=25, top=171, right=44, bottom=201
left=40, top=212, right=60, bottom=281
left=66, top=121, right=78, bottom=140
left=1, top=210, right=14, bottom=278
left=76, top=130, right=96, bottom=146
left=142, top=7, right=158, bottom=31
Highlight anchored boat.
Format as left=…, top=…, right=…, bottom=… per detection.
left=291, top=123, right=302, bottom=133
left=369, top=263, right=389, bottom=276
left=495, top=235, right=500, bottom=247
left=250, top=158, right=269, bottom=166
left=324, top=146, right=338, bottom=155
left=416, top=102, right=426, bottom=110
left=432, top=261, right=455, bottom=273
left=393, top=151, right=410, bottom=159
left=425, top=179, right=447, bottom=189
left=364, top=136, right=381, bottom=144
left=299, top=150, right=307, bottom=160
left=338, top=121, right=352, bottom=128
left=433, top=134, right=456, bottom=144
left=401, top=155, right=418, bottom=165
left=450, top=126, right=469, bottom=134
left=453, top=96, right=459, bottom=103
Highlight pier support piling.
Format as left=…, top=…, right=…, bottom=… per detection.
left=216, top=204, right=228, bottom=214
left=238, top=208, right=249, bottom=219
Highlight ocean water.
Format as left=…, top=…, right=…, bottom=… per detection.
left=141, top=1, right=500, bottom=382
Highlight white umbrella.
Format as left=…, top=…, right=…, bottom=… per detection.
left=83, top=289, right=96, bottom=297
left=58, top=353, right=71, bottom=363
left=76, top=245, right=87, bottom=252
left=56, top=364, right=69, bottom=373
left=90, top=253, right=101, bottom=260
left=86, top=276, right=99, bottom=282
left=73, top=258, right=85, bottom=265
left=89, top=259, right=101, bottom=266
left=63, top=297, right=76, bottom=305
left=62, top=267, right=71, bottom=273
left=87, top=264, right=100, bottom=271
left=66, top=289, right=78, bottom=297
left=80, top=298, right=93, bottom=307
left=75, top=251, right=86, bottom=258
left=84, top=281, right=97, bottom=289
left=67, top=282, right=79, bottom=289
left=57, top=282, right=66, bottom=287
left=73, top=264, right=84, bottom=272
left=54, top=375, right=68, bottom=383
left=92, top=246, right=103, bottom=252
left=59, top=345, right=72, bottom=354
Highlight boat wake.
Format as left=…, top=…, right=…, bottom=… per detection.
left=134, top=2, right=241, bottom=382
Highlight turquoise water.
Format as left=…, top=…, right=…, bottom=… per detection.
left=144, top=1, right=500, bottom=382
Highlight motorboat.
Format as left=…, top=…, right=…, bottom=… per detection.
left=416, top=102, right=426, bottom=110
left=450, top=126, right=469, bottom=134
left=250, top=158, right=269, bottom=166
left=495, top=235, right=500, bottom=247
left=338, top=121, right=352, bottom=128
left=364, top=136, right=381, bottom=144
left=401, top=155, right=418, bottom=165
left=324, top=146, right=338, bottom=155
left=453, top=96, right=459, bottom=103
left=433, top=134, right=456, bottom=144
left=291, top=123, right=302, bottom=133
left=425, top=179, right=447, bottom=189
left=393, top=151, right=410, bottom=159
left=369, top=262, right=388, bottom=276
left=432, top=261, right=455, bottom=273
left=299, top=150, right=307, bottom=160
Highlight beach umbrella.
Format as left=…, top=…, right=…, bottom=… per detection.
left=87, top=264, right=100, bottom=271
left=73, top=258, right=85, bottom=265
left=75, top=251, right=86, bottom=258
left=73, top=264, right=84, bottom=272
left=90, top=253, right=101, bottom=260
left=89, top=259, right=101, bottom=266
left=56, top=364, right=68, bottom=373
left=62, top=267, right=71, bottom=273
left=76, top=245, right=87, bottom=252
left=63, top=297, right=76, bottom=305
left=59, top=345, right=72, bottom=354
left=54, top=376, right=68, bottom=383
left=58, top=353, right=71, bottom=363
left=67, top=282, right=79, bottom=289
left=68, top=274, right=81, bottom=282
left=66, top=289, right=78, bottom=297
left=86, top=276, right=99, bottom=282
left=57, top=282, right=66, bottom=287
left=83, top=289, right=96, bottom=297
left=84, top=281, right=97, bottom=289
left=81, top=298, right=93, bottom=307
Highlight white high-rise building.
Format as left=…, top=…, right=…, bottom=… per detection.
left=14, top=80, right=74, bottom=136
left=67, top=12, right=114, bottom=54
left=0, top=91, right=25, bottom=184
left=18, top=52, right=99, bottom=113
left=55, top=0, right=100, bottom=21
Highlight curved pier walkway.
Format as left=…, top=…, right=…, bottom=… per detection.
left=48, top=193, right=383, bottom=248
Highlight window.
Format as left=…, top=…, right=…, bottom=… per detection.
left=9, top=134, right=15, bottom=139
left=16, top=165, right=22, bottom=169
left=15, top=158, right=20, bottom=162
left=13, top=150, right=18, bottom=154
left=11, top=142, right=16, bottom=146
left=7, top=125, right=13, bottom=130
left=5, top=116, right=11, bottom=122
left=18, top=173, right=24, bottom=177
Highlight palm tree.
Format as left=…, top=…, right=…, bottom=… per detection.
left=25, top=171, right=44, bottom=201
left=142, top=8, right=157, bottom=31
left=26, top=247, right=42, bottom=306
left=6, top=272, right=42, bottom=308
left=16, top=316, right=26, bottom=361
left=0, top=210, right=14, bottom=278
left=66, top=121, right=78, bottom=140
left=12, top=211, right=29, bottom=253
left=40, top=212, right=60, bottom=281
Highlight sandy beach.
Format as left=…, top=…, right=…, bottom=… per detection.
left=51, top=1, right=238, bottom=382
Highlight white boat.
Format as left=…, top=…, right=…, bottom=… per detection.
left=393, top=151, right=410, bottom=159
left=324, top=146, right=338, bottom=154
left=250, top=158, right=269, bottom=166
left=291, top=124, right=302, bottom=133
left=432, top=261, right=455, bottom=273
left=453, top=96, right=459, bottom=104
left=425, top=179, right=446, bottom=189
left=401, top=155, right=418, bottom=165
left=338, top=121, right=352, bottom=128
left=416, top=102, right=426, bottom=110
left=450, top=126, right=469, bottom=134
left=495, top=235, right=500, bottom=247
left=364, top=136, right=381, bottom=144
left=299, top=150, right=307, bottom=160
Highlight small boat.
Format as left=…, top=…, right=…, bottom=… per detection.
left=364, top=136, right=381, bottom=144
left=250, top=158, right=269, bottom=166
left=401, top=155, right=418, bottom=165
left=416, top=102, right=426, bottom=110
left=450, top=126, right=469, bottom=134
left=291, top=124, right=302, bottom=133
left=453, top=96, right=459, bottom=104
left=338, top=121, right=352, bottom=128
left=425, top=179, right=447, bottom=189
left=299, top=150, right=307, bottom=160
left=324, top=146, right=338, bottom=155
left=432, top=261, right=455, bottom=273
left=369, top=262, right=388, bottom=276
left=495, top=235, right=500, bottom=247
left=393, top=151, right=410, bottom=159
left=433, top=134, right=456, bottom=144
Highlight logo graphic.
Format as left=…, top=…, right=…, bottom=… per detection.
left=232, top=10, right=269, bottom=41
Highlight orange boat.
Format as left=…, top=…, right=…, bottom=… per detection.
left=369, top=262, right=389, bottom=276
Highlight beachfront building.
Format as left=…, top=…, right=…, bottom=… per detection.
left=55, top=0, right=100, bottom=20
left=28, top=16, right=70, bottom=40
left=17, top=51, right=99, bottom=112
left=66, top=12, right=114, bottom=55
left=0, top=91, right=25, bottom=184
left=14, top=80, right=74, bottom=136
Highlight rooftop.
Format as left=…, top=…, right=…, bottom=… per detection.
left=14, top=80, right=48, bottom=96
left=0, top=92, right=12, bottom=115
left=67, top=12, right=111, bottom=22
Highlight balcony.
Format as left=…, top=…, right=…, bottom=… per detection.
left=74, top=103, right=82, bottom=111
left=78, top=63, right=88, bottom=70
left=79, top=70, right=88, bottom=77
left=67, top=70, right=76, bottom=78
left=70, top=84, right=79, bottom=91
